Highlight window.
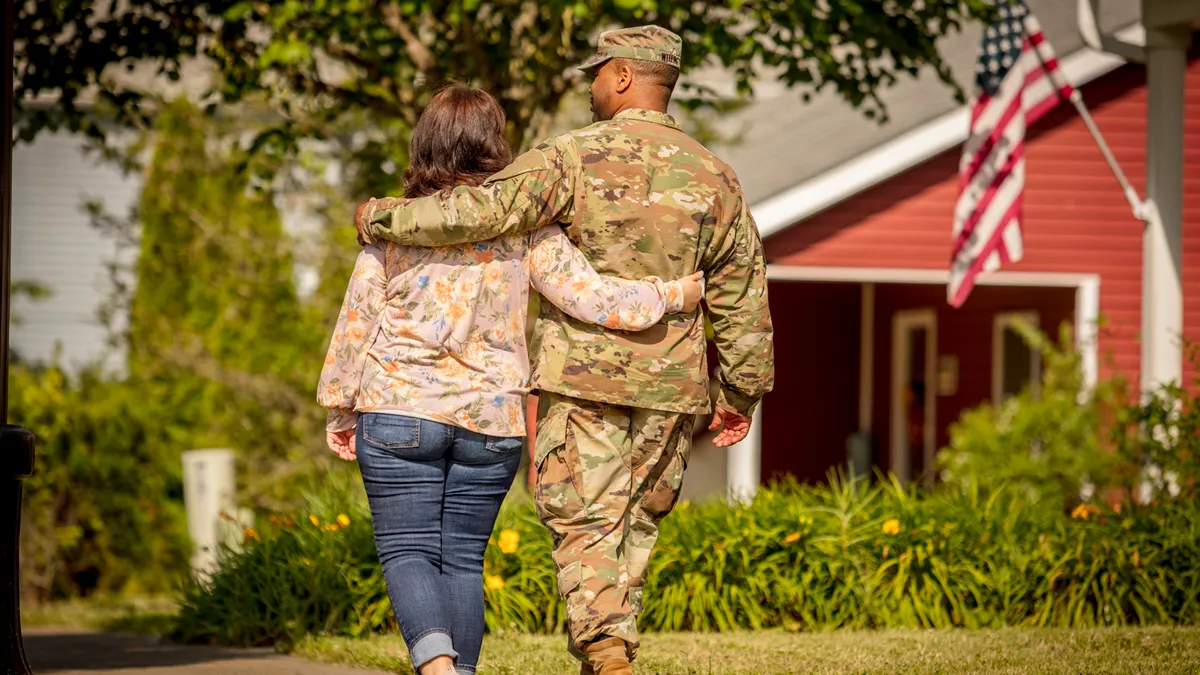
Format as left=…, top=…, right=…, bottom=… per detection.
left=993, top=312, right=1041, bottom=404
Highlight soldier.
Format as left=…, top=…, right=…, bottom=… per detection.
left=355, top=26, right=774, bottom=675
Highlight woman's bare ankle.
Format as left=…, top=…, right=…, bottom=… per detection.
left=417, top=655, right=457, bottom=675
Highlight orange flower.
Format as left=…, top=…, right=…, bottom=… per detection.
left=1071, top=503, right=1100, bottom=520
left=783, top=532, right=801, bottom=545
left=309, top=514, right=321, bottom=527
left=882, top=519, right=901, bottom=535
left=243, top=527, right=260, bottom=542
left=528, top=242, right=556, bottom=276
left=337, top=514, right=351, bottom=527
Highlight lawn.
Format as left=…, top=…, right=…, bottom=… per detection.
left=296, top=627, right=1200, bottom=675
left=22, top=600, right=1200, bottom=674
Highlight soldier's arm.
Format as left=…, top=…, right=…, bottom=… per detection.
left=359, top=135, right=580, bottom=247
left=702, top=199, right=775, bottom=418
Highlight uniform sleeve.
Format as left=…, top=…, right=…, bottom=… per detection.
left=702, top=200, right=775, bottom=417
left=316, top=246, right=389, bottom=431
left=361, top=135, right=580, bottom=247
left=527, top=225, right=685, bottom=331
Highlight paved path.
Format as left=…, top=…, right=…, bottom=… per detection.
left=23, top=628, right=390, bottom=675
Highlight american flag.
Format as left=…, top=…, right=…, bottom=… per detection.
left=948, top=0, right=1075, bottom=307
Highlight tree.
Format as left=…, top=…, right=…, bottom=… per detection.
left=17, top=0, right=993, bottom=195
left=122, top=99, right=331, bottom=505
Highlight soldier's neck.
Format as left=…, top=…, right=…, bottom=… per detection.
left=611, top=97, right=670, bottom=117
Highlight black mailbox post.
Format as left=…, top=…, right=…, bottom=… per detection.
left=2, top=1, right=36, bottom=672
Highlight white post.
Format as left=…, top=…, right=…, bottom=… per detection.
left=182, top=449, right=237, bottom=580
left=1140, top=25, right=1188, bottom=395
left=1075, top=277, right=1101, bottom=396
left=726, top=407, right=762, bottom=504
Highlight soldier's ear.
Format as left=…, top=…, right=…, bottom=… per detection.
left=615, top=63, right=635, bottom=94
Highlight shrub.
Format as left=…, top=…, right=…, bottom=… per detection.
left=10, top=362, right=191, bottom=601
left=173, top=473, right=1200, bottom=646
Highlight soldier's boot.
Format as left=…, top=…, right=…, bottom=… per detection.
left=582, top=637, right=633, bottom=675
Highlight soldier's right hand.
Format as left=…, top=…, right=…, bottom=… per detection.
left=355, top=198, right=376, bottom=246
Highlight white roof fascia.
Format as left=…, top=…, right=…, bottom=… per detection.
left=753, top=23, right=1145, bottom=239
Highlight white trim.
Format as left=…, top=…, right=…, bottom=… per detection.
left=767, top=265, right=1097, bottom=288
left=992, top=312, right=1043, bottom=405
left=751, top=24, right=1144, bottom=239
left=891, top=309, right=938, bottom=485
left=858, top=283, right=876, bottom=432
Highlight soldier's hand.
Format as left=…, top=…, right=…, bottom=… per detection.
left=709, top=407, right=752, bottom=448
left=678, top=271, right=705, bottom=313
left=355, top=198, right=376, bottom=246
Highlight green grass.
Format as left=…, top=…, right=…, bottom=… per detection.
left=294, top=627, right=1200, bottom=674
left=21, top=597, right=178, bottom=635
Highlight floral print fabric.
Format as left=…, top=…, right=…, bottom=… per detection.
left=318, top=224, right=683, bottom=436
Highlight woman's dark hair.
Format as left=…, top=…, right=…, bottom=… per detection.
left=404, top=84, right=512, bottom=198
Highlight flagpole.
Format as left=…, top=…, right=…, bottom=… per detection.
left=1066, top=89, right=1157, bottom=223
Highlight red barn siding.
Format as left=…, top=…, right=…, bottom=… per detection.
left=760, top=282, right=860, bottom=483
left=767, top=59, right=1200, bottom=388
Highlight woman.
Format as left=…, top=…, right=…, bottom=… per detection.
left=316, top=85, right=701, bottom=675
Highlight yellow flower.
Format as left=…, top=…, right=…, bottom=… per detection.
left=337, top=514, right=351, bottom=528
left=309, top=514, right=321, bottom=527
left=783, top=532, right=801, bottom=545
left=1071, top=503, right=1099, bottom=520
left=497, top=529, right=520, bottom=554
left=243, top=527, right=259, bottom=542
left=485, top=575, right=505, bottom=591
left=882, top=519, right=901, bottom=535
left=323, top=523, right=341, bottom=533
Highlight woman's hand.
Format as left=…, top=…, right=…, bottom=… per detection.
left=327, top=429, right=357, bottom=461
left=678, top=271, right=705, bottom=313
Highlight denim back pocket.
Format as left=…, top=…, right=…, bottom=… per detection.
left=362, top=414, right=421, bottom=450
left=485, top=436, right=524, bottom=454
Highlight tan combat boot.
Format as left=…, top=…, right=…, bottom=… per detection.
left=581, top=637, right=633, bottom=675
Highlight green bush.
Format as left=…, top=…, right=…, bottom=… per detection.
left=173, top=473, right=1200, bottom=646
left=173, top=327, right=1200, bottom=645
left=10, top=362, right=191, bottom=601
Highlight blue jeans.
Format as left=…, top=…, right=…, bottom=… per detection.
left=356, top=413, right=523, bottom=674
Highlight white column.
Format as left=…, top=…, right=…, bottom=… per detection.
left=1075, top=277, right=1101, bottom=397
left=726, top=407, right=762, bottom=504
left=1140, top=25, right=1189, bottom=395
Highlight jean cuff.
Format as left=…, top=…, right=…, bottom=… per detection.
left=409, top=629, right=458, bottom=668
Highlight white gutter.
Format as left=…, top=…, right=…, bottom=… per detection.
left=752, top=24, right=1145, bottom=239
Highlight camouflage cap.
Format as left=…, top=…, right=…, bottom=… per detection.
left=577, top=25, right=683, bottom=74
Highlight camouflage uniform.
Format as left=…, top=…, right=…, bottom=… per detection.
left=359, top=25, right=774, bottom=663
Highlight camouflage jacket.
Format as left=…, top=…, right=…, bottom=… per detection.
left=360, top=108, right=774, bottom=416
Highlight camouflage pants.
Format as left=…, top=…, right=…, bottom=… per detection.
left=532, top=392, right=693, bottom=662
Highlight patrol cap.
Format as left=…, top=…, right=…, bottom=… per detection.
left=577, top=25, right=683, bottom=74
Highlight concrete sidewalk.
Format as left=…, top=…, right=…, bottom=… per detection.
left=23, top=628, right=391, bottom=675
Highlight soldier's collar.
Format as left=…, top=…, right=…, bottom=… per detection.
left=613, top=108, right=680, bottom=129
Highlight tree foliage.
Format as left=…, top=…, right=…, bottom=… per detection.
left=117, top=100, right=335, bottom=506
left=17, top=0, right=993, bottom=194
